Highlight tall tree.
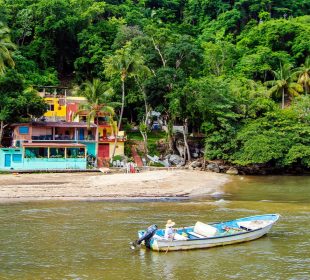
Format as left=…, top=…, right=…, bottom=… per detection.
left=103, top=43, right=146, bottom=160
left=133, top=65, right=152, bottom=156
left=0, top=70, right=47, bottom=145
left=0, top=22, right=15, bottom=75
left=265, top=63, right=303, bottom=109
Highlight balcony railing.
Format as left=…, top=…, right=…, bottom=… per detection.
left=95, top=121, right=112, bottom=126
left=31, top=135, right=96, bottom=141
left=99, top=135, right=127, bottom=142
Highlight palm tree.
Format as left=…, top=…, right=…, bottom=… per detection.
left=265, top=63, right=303, bottom=109
left=0, top=22, right=16, bottom=75
left=295, top=56, right=310, bottom=94
left=133, top=65, right=152, bottom=156
left=103, top=43, right=146, bottom=160
left=75, top=79, right=116, bottom=126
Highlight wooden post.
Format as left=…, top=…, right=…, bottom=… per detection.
left=95, top=125, right=99, bottom=168
left=64, top=89, right=67, bottom=120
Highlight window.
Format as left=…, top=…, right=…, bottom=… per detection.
left=19, top=126, right=29, bottom=134
left=58, top=98, right=65, bottom=106
left=67, top=148, right=85, bottom=158
left=12, top=154, right=22, bottom=162
left=49, top=104, right=55, bottom=111
left=25, top=148, right=48, bottom=158
left=50, top=148, right=65, bottom=158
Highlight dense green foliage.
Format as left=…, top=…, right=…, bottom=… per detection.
left=1, top=0, right=310, bottom=169
left=0, top=69, right=48, bottom=143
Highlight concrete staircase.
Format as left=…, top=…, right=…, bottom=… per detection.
left=131, top=146, right=143, bottom=167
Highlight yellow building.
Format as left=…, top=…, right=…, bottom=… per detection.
left=44, top=97, right=67, bottom=120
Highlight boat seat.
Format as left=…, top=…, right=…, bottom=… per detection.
left=237, top=220, right=273, bottom=231
left=173, top=233, right=188, bottom=241
left=193, top=221, right=218, bottom=237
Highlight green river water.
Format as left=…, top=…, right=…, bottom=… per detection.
left=0, top=175, right=309, bottom=280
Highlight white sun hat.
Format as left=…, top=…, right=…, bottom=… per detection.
left=165, top=219, right=176, bottom=227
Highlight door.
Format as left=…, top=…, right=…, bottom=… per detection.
left=98, top=144, right=109, bottom=158
left=4, top=154, right=11, bottom=167
left=79, top=128, right=85, bottom=140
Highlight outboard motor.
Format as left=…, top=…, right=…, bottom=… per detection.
left=137, top=224, right=158, bottom=245
left=130, top=224, right=158, bottom=249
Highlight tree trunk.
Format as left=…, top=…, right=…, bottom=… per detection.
left=140, top=109, right=150, bottom=157
left=135, top=76, right=150, bottom=158
left=282, top=88, right=285, bottom=109
left=111, top=80, right=125, bottom=161
left=0, top=121, right=8, bottom=147
left=167, top=119, right=174, bottom=153
left=0, top=121, right=4, bottom=146
left=152, top=37, right=166, bottom=67
left=183, top=118, right=191, bottom=162
left=140, top=130, right=148, bottom=156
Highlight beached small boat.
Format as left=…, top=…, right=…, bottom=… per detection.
left=134, top=214, right=280, bottom=252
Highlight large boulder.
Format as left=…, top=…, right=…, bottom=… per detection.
left=169, top=154, right=184, bottom=166
left=206, top=162, right=220, bottom=173
left=226, top=167, right=239, bottom=175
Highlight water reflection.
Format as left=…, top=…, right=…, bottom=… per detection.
left=0, top=175, right=309, bottom=279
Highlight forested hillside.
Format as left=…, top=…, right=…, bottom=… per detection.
left=0, top=0, right=310, bottom=170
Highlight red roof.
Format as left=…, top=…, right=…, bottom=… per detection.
left=23, top=143, right=86, bottom=148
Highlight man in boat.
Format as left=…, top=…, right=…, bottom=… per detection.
left=164, top=219, right=175, bottom=239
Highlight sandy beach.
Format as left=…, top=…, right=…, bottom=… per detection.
left=0, top=170, right=230, bottom=203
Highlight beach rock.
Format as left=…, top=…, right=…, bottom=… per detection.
left=169, top=154, right=184, bottom=165
left=226, top=167, right=239, bottom=175
left=218, top=165, right=227, bottom=172
left=206, top=162, right=220, bottom=173
left=192, top=152, right=199, bottom=158
left=175, top=139, right=185, bottom=158
left=189, top=160, right=202, bottom=168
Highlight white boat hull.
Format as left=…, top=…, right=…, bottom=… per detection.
left=137, top=214, right=280, bottom=252
left=153, top=224, right=273, bottom=251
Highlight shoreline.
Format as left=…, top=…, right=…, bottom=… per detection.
left=0, top=170, right=230, bottom=203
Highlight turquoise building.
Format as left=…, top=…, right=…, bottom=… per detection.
left=0, top=121, right=97, bottom=171
left=0, top=143, right=87, bottom=171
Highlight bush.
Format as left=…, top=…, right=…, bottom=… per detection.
left=148, top=143, right=160, bottom=156
left=124, top=143, right=132, bottom=157
left=112, top=155, right=123, bottom=162
left=231, top=108, right=310, bottom=167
